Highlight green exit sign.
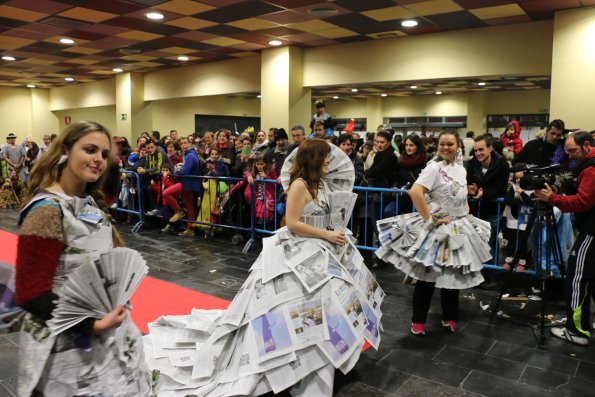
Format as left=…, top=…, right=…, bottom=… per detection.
left=120, top=113, right=128, bottom=120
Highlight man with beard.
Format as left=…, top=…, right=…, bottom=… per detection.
left=535, top=131, right=595, bottom=346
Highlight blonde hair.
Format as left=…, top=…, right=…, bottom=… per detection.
left=25, top=120, right=124, bottom=247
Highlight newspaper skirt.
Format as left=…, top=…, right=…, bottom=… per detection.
left=19, top=314, right=152, bottom=397
left=145, top=228, right=384, bottom=397
left=376, top=212, right=492, bottom=289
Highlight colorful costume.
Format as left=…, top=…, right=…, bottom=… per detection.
left=16, top=192, right=151, bottom=396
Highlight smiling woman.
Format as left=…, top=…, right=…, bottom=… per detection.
left=15, top=121, right=152, bottom=396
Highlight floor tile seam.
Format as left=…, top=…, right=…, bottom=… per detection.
left=0, top=383, right=16, bottom=397
left=460, top=369, right=554, bottom=395
left=390, top=375, right=414, bottom=396
left=518, top=364, right=571, bottom=390
left=484, top=339, right=498, bottom=355
left=357, top=368, right=412, bottom=392
left=431, top=344, right=447, bottom=360
left=487, top=343, right=588, bottom=369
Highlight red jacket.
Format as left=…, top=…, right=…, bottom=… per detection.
left=500, top=120, right=523, bottom=155
left=549, top=148, right=595, bottom=214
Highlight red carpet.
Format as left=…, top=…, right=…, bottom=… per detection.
left=0, top=229, right=370, bottom=350
left=0, top=229, right=229, bottom=334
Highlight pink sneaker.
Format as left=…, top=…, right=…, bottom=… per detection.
left=411, top=323, right=426, bottom=335
left=442, top=320, right=457, bottom=333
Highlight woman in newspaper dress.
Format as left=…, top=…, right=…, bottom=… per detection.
left=146, top=139, right=384, bottom=396
left=15, top=121, right=151, bottom=396
left=376, top=130, right=491, bottom=335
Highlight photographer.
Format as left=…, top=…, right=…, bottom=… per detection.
left=535, top=131, right=595, bottom=346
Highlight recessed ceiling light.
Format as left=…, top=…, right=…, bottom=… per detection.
left=332, top=95, right=339, bottom=99
left=65, top=77, right=74, bottom=81
left=401, top=20, right=418, bottom=28
left=60, top=38, right=74, bottom=44
left=351, top=88, right=358, bottom=92
left=177, top=56, right=189, bottom=61
left=436, top=91, right=442, bottom=95
left=381, top=93, right=388, bottom=97
left=113, top=68, right=123, bottom=72
left=26, top=84, right=36, bottom=88
left=146, top=12, right=164, bottom=20
left=268, top=40, right=282, bottom=46
left=2, top=56, right=16, bottom=61
left=257, top=95, right=262, bottom=98
left=477, top=82, right=486, bottom=86
left=410, top=85, right=417, bottom=89
left=308, top=7, right=338, bottom=17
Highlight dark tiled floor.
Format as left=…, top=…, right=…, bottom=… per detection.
left=1, top=209, right=594, bottom=396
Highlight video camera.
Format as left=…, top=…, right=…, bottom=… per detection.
left=510, top=163, right=561, bottom=190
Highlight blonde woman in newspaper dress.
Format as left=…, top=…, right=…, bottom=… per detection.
left=376, top=130, right=492, bottom=336
left=15, top=121, right=151, bottom=396
left=147, top=139, right=384, bottom=397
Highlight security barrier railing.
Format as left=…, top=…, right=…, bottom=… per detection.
left=115, top=171, right=568, bottom=276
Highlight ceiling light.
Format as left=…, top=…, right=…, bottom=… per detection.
left=113, top=68, right=123, bottom=72
left=146, top=12, right=164, bottom=20
left=257, top=95, right=261, bottom=98
left=401, top=20, right=418, bottom=28
left=381, top=93, right=387, bottom=97
left=307, top=7, right=338, bottom=17
left=268, top=40, right=282, bottom=46
left=410, top=85, right=417, bottom=89
left=477, top=82, right=486, bottom=86
left=65, top=77, right=74, bottom=81
left=177, top=56, right=189, bottom=61
left=26, top=84, right=36, bottom=88
left=332, top=96, right=339, bottom=99
left=351, top=88, right=358, bottom=92
left=60, top=38, right=74, bottom=44
left=2, top=56, right=16, bottom=61
left=436, top=91, right=442, bottom=95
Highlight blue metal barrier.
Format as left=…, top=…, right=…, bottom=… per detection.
left=115, top=170, right=144, bottom=233
left=118, top=172, right=566, bottom=278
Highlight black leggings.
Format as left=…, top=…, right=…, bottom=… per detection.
left=412, top=280, right=459, bottom=324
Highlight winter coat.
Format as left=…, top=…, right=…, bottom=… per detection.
left=177, top=147, right=203, bottom=192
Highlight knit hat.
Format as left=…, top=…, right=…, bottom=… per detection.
left=275, top=128, right=288, bottom=141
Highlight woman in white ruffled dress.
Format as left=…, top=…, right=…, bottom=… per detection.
left=376, top=130, right=491, bottom=336
left=147, top=139, right=384, bottom=396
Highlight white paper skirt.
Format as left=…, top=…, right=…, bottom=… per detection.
left=376, top=212, right=492, bottom=289
left=145, top=230, right=384, bottom=397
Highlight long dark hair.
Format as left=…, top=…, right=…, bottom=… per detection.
left=25, top=120, right=123, bottom=247
left=400, top=134, right=427, bottom=167
left=288, top=139, right=330, bottom=199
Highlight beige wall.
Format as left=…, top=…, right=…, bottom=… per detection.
left=53, top=105, right=117, bottom=135
left=550, top=6, right=595, bottom=129
left=486, top=89, right=550, bottom=114
left=30, top=89, right=59, bottom=141
left=0, top=87, right=59, bottom=142
left=303, top=21, right=553, bottom=87
left=144, top=56, right=261, bottom=101
left=0, top=87, right=32, bottom=139
left=150, top=95, right=261, bottom=135
left=49, top=79, right=116, bottom=111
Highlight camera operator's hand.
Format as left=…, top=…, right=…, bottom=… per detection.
left=534, top=183, right=554, bottom=202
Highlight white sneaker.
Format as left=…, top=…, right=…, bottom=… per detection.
left=550, top=327, right=589, bottom=346
left=147, top=209, right=159, bottom=216
left=161, top=224, right=172, bottom=233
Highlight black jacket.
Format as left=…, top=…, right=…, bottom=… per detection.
left=466, top=151, right=510, bottom=216
left=348, top=150, right=365, bottom=186
left=364, top=149, right=398, bottom=188
left=514, top=137, right=558, bottom=167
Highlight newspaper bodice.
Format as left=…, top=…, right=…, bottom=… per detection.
left=426, top=162, right=468, bottom=218
left=21, top=191, right=113, bottom=293
left=299, top=182, right=330, bottom=229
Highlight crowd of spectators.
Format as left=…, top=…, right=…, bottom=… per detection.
left=3, top=116, right=595, bottom=276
